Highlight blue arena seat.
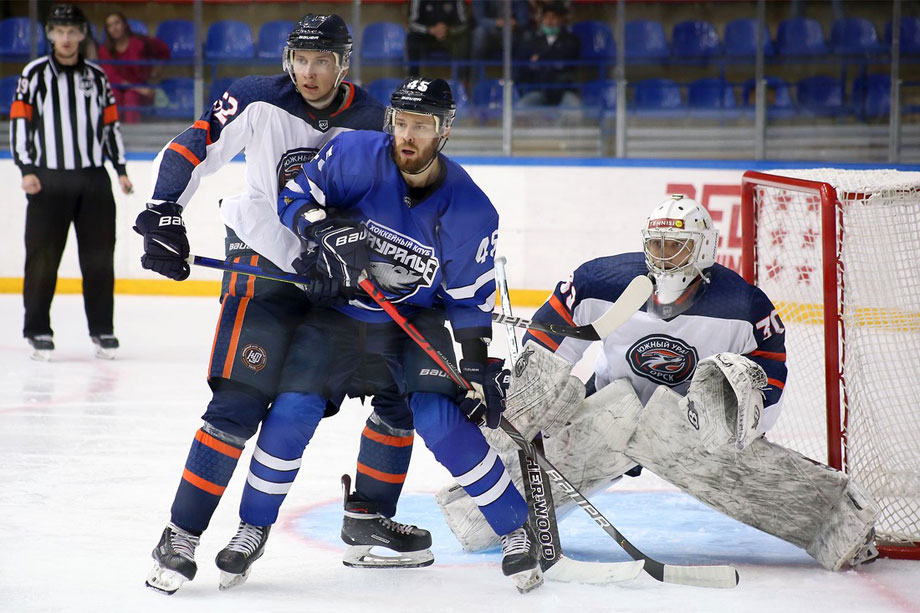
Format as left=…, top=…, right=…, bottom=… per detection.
left=830, top=18, right=884, bottom=55
left=723, top=18, right=774, bottom=58
left=208, top=77, right=237, bottom=105
left=571, top=20, right=615, bottom=64
left=886, top=16, right=920, bottom=55
left=447, top=79, right=469, bottom=118
left=852, top=73, right=891, bottom=118
left=156, top=77, right=195, bottom=118
left=741, top=76, right=796, bottom=118
left=796, top=75, right=846, bottom=116
left=775, top=18, right=828, bottom=57
left=366, top=77, right=403, bottom=107
left=360, top=22, right=406, bottom=64
left=632, top=78, right=683, bottom=115
left=127, top=18, right=149, bottom=37
left=625, top=20, right=669, bottom=61
left=582, top=78, right=617, bottom=109
left=257, top=20, right=295, bottom=60
left=156, top=19, right=195, bottom=60
left=205, top=20, right=254, bottom=61
left=687, top=77, right=737, bottom=117
left=0, top=75, right=19, bottom=116
left=671, top=20, right=721, bottom=60
left=0, top=17, right=47, bottom=58
left=472, top=78, right=518, bottom=120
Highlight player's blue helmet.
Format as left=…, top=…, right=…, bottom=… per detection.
left=386, top=78, right=456, bottom=136
left=642, top=194, right=719, bottom=305
left=283, top=14, right=352, bottom=90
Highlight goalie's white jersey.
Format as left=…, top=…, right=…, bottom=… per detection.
left=148, top=74, right=385, bottom=272
left=523, top=252, right=788, bottom=432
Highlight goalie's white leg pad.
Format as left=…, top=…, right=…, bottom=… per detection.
left=806, top=480, right=880, bottom=571
left=615, top=385, right=880, bottom=571
left=437, top=380, right=641, bottom=553
left=506, top=342, right=585, bottom=439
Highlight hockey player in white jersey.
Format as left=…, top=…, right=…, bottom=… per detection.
left=138, top=15, right=432, bottom=595
left=437, top=194, right=880, bottom=573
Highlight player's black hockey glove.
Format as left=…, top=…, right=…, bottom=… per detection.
left=133, top=202, right=190, bottom=281
left=309, top=220, right=370, bottom=293
left=458, top=358, right=511, bottom=429
left=292, top=250, right=348, bottom=307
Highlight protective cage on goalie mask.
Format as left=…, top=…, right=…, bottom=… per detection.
left=283, top=14, right=352, bottom=90
left=385, top=78, right=457, bottom=137
left=45, top=3, right=89, bottom=36
left=642, top=194, right=718, bottom=304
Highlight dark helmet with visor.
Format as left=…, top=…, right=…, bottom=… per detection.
left=283, top=14, right=352, bottom=90
left=45, top=4, right=89, bottom=36
left=385, top=78, right=456, bottom=137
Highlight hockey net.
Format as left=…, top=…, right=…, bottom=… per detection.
left=741, top=168, right=920, bottom=559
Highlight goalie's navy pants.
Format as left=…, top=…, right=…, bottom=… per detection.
left=22, top=167, right=115, bottom=339
left=238, top=307, right=529, bottom=536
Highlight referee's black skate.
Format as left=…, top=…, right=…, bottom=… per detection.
left=91, top=334, right=119, bottom=360
left=501, top=523, right=543, bottom=594
left=145, top=523, right=200, bottom=595
left=340, top=474, right=434, bottom=568
left=27, top=335, right=54, bottom=361
left=215, top=521, right=271, bottom=590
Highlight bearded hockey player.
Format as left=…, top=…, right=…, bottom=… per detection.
left=437, top=194, right=880, bottom=573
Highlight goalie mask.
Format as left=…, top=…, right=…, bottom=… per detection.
left=642, top=194, right=718, bottom=308
left=283, top=14, right=352, bottom=92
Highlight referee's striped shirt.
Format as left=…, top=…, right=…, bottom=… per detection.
left=9, top=54, right=127, bottom=177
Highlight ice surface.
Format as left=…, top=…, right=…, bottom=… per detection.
left=1, top=294, right=917, bottom=612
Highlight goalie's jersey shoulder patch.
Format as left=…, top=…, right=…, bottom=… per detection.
left=626, top=333, right=698, bottom=386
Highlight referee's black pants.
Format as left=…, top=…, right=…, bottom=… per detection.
left=23, top=167, right=116, bottom=339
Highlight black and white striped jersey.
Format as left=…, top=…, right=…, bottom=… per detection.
left=9, top=54, right=127, bottom=177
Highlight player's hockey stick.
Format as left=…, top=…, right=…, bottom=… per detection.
left=188, top=254, right=649, bottom=341
left=495, top=257, right=643, bottom=585
left=359, top=276, right=739, bottom=589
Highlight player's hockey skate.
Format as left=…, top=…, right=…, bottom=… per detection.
left=91, top=334, right=119, bottom=360
left=501, top=523, right=543, bottom=594
left=145, top=523, right=199, bottom=595
left=215, top=521, right=271, bottom=590
left=340, top=474, right=434, bottom=568
left=27, top=335, right=54, bottom=361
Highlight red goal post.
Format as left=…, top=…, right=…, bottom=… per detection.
left=741, top=169, right=920, bottom=560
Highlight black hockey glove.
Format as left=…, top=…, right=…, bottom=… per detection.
left=458, top=358, right=511, bottom=429
left=310, top=220, right=370, bottom=290
left=133, top=202, right=190, bottom=281
left=292, top=251, right=348, bottom=307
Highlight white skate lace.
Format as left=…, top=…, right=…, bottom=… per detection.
left=168, top=524, right=200, bottom=561
left=225, top=522, right=265, bottom=555
left=500, top=527, right=531, bottom=556
left=379, top=516, right=418, bottom=536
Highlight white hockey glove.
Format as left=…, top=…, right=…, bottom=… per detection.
left=679, top=353, right=768, bottom=452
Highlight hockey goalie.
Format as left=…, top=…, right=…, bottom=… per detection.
left=437, top=195, right=880, bottom=572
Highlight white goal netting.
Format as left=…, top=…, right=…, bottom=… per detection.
left=747, top=168, right=920, bottom=549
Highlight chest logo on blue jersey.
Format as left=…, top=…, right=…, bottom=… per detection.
left=277, top=147, right=319, bottom=191
left=365, top=219, right=439, bottom=299
left=627, top=334, right=698, bottom=386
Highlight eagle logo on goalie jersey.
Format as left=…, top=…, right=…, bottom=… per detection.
left=365, top=220, right=440, bottom=300
left=627, top=334, right=698, bottom=386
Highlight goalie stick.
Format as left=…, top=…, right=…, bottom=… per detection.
left=188, top=254, right=648, bottom=341
left=495, top=256, right=643, bottom=585
left=359, top=276, right=740, bottom=589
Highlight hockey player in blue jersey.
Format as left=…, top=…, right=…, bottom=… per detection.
left=237, top=77, right=542, bottom=593
left=137, top=15, right=433, bottom=595
left=438, top=195, right=880, bottom=573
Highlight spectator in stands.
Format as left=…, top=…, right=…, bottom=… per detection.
left=471, top=0, right=532, bottom=63
left=98, top=12, right=170, bottom=123
left=515, top=1, right=581, bottom=107
left=407, top=0, right=470, bottom=77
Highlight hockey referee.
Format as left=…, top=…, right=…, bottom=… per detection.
left=10, top=4, right=134, bottom=361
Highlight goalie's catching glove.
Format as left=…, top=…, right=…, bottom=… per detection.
left=133, top=202, right=190, bottom=281
left=458, top=358, right=511, bottom=429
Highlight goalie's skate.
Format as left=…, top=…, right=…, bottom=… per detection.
left=145, top=523, right=199, bottom=595
left=27, top=335, right=54, bottom=361
left=91, top=334, right=119, bottom=360
left=215, top=521, right=271, bottom=590
left=340, top=474, right=434, bottom=568
left=501, top=523, right=544, bottom=594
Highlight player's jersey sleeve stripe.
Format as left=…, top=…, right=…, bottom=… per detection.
left=749, top=349, right=786, bottom=361
left=767, top=378, right=785, bottom=389
left=527, top=329, right=560, bottom=351
left=192, top=119, right=212, bottom=145
left=361, top=427, right=414, bottom=447
left=194, top=429, right=244, bottom=459
left=445, top=269, right=494, bottom=300
left=356, top=462, right=407, bottom=484
left=167, top=142, right=202, bottom=166
left=181, top=468, right=227, bottom=496
left=549, top=293, right=576, bottom=326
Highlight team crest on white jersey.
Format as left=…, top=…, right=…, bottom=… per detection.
left=318, top=119, right=329, bottom=130
left=365, top=220, right=439, bottom=299
left=277, top=147, right=319, bottom=191
left=627, top=334, right=698, bottom=386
